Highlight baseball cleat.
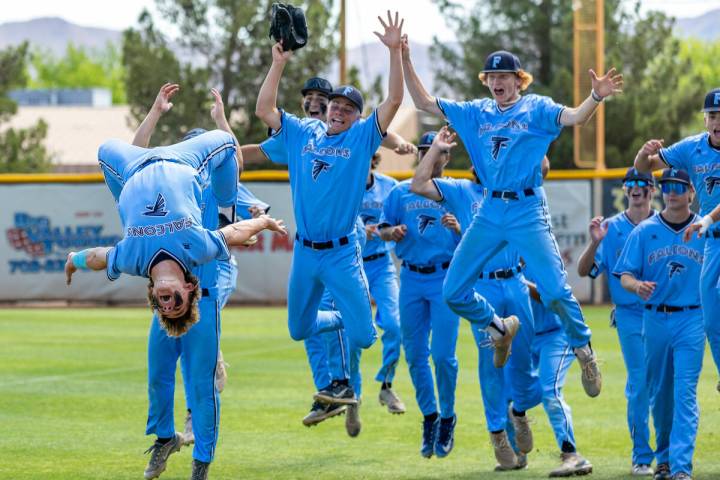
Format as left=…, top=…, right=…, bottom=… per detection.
left=434, top=415, right=456, bottom=458
left=653, top=464, right=672, bottom=480
left=671, top=473, right=692, bottom=480
left=302, top=401, right=346, bottom=427
left=215, top=351, right=228, bottom=393
left=575, top=345, right=602, bottom=397
left=508, top=404, right=533, bottom=454
left=143, top=432, right=183, bottom=480
left=490, top=430, right=519, bottom=471
left=378, top=387, right=406, bottom=414
left=631, top=464, right=653, bottom=476
left=313, top=381, right=357, bottom=405
left=421, top=416, right=440, bottom=458
left=345, top=400, right=362, bottom=437
left=190, top=459, right=210, bottom=480
left=182, top=411, right=194, bottom=446
left=516, top=453, right=528, bottom=470
left=493, top=316, right=520, bottom=368
left=549, top=452, right=593, bottom=477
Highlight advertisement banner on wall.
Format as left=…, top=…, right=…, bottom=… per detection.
left=0, top=180, right=592, bottom=303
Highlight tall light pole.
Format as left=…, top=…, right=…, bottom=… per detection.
left=339, top=0, right=347, bottom=85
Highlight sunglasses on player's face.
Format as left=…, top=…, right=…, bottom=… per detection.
left=624, top=179, right=649, bottom=188
left=660, top=181, right=688, bottom=195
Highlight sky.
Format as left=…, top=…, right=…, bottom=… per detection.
left=1, top=0, right=719, bottom=48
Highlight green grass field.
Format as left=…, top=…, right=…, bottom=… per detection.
left=1, top=306, right=719, bottom=479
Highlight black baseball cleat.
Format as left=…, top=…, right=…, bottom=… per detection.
left=420, top=416, right=439, bottom=458
left=302, top=401, right=346, bottom=427
left=313, top=380, right=357, bottom=405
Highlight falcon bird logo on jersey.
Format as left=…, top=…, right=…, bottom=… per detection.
left=705, top=176, right=720, bottom=195
left=311, top=159, right=332, bottom=181
left=417, top=214, right=436, bottom=235
left=143, top=193, right=169, bottom=217
left=490, top=136, right=510, bottom=160
left=667, top=261, right=685, bottom=278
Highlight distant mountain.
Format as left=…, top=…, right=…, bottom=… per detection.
left=674, top=8, right=720, bottom=41
left=0, top=17, right=121, bottom=55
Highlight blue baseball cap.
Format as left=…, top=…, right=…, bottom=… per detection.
left=703, top=87, right=720, bottom=113
left=301, top=77, right=333, bottom=97
left=328, top=85, right=364, bottom=112
left=623, top=167, right=654, bottom=184
left=418, top=131, right=437, bottom=149
left=658, top=168, right=691, bottom=185
left=482, top=50, right=522, bottom=73
left=182, top=128, right=207, bottom=142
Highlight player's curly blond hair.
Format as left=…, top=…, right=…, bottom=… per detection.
left=147, top=272, right=200, bottom=337
left=478, top=70, right=534, bottom=91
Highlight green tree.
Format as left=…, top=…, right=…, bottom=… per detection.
left=30, top=43, right=127, bottom=104
left=429, top=0, right=699, bottom=169
left=123, top=0, right=337, bottom=167
left=0, top=42, right=50, bottom=173
left=677, top=38, right=720, bottom=135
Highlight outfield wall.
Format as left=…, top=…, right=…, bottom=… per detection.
left=0, top=170, right=638, bottom=304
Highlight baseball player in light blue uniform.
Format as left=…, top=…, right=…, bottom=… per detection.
left=635, top=88, right=720, bottom=390
left=409, top=126, right=538, bottom=467
left=578, top=167, right=656, bottom=475
left=380, top=132, right=460, bottom=458
left=615, top=168, right=705, bottom=480
left=402, top=43, right=624, bottom=397
left=255, top=14, right=405, bottom=404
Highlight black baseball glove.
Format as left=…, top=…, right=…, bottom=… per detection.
left=269, top=3, right=308, bottom=51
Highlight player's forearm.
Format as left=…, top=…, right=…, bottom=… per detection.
left=132, top=108, right=162, bottom=147
left=377, top=48, right=403, bottom=132
left=577, top=240, right=600, bottom=277
left=240, top=145, right=268, bottom=167
left=220, top=217, right=271, bottom=247
left=402, top=56, right=440, bottom=115
left=410, top=146, right=442, bottom=201
left=73, top=247, right=110, bottom=271
left=255, top=62, right=285, bottom=130
left=633, top=151, right=665, bottom=173
left=560, top=94, right=600, bottom=127
left=378, top=227, right=394, bottom=242
left=382, top=130, right=404, bottom=150
left=620, top=273, right=639, bottom=294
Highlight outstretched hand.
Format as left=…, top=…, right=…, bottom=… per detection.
left=152, top=83, right=179, bottom=114
left=588, top=216, right=608, bottom=243
left=210, top=88, right=226, bottom=124
left=65, top=252, right=77, bottom=286
left=639, top=139, right=664, bottom=157
left=271, top=42, right=293, bottom=64
left=683, top=222, right=704, bottom=242
left=373, top=10, right=404, bottom=49
left=590, top=68, right=623, bottom=99
left=400, top=34, right=410, bottom=61
left=432, top=125, right=458, bottom=152
left=261, top=214, right=288, bottom=235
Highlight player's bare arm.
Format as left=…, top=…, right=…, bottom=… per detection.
left=379, top=224, right=407, bottom=242
left=560, top=68, right=623, bottom=126
left=239, top=145, right=270, bottom=168
left=685, top=204, right=720, bottom=242
left=401, top=34, right=441, bottom=116
left=65, top=247, right=111, bottom=285
left=620, top=273, right=656, bottom=301
left=132, top=83, right=180, bottom=147
left=210, top=87, right=243, bottom=173
left=577, top=216, right=608, bottom=277
left=382, top=130, right=417, bottom=155
left=634, top=139, right=667, bottom=173
left=410, top=126, right=456, bottom=201
left=374, top=11, right=404, bottom=132
left=256, top=42, right=292, bottom=132
left=220, top=214, right=287, bottom=248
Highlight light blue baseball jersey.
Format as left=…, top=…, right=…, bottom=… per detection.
left=658, top=133, right=720, bottom=216
left=436, top=95, right=565, bottom=191
left=380, top=180, right=459, bottom=265
left=106, top=161, right=230, bottom=280
left=613, top=213, right=704, bottom=306
left=360, top=172, right=398, bottom=257
left=236, top=183, right=270, bottom=218
left=590, top=211, right=657, bottom=307
left=433, top=177, right=521, bottom=271
left=258, top=117, right=320, bottom=164
left=270, top=110, right=384, bottom=240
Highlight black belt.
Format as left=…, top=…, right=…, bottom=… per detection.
left=489, top=188, right=536, bottom=201
left=710, top=230, right=720, bottom=239
left=296, top=233, right=349, bottom=250
left=479, top=265, right=523, bottom=280
left=363, top=252, right=387, bottom=262
left=645, top=304, right=700, bottom=313
left=403, top=261, right=450, bottom=274
left=202, top=288, right=210, bottom=297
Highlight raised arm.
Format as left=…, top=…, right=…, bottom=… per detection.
left=410, top=126, right=456, bottom=201
left=577, top=216, right=607, bottom=277
left=210, top=88, right=243, bottom=174
left=382, top=130, right=418, bottom=155
left=132, top=83, right=179, bottom=147
left=634, top=139, right=667, bottom=173
left=401, top=34, right=441, bottom=116
left=560, top=68, right=623, bottom=126
left=64, top=247, right=111, bottom=285
left=373, top=11, right=404, bottom=132
left=255, top=43, right=292, bottom=132
left=219, top=214, right=287, bottom=248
